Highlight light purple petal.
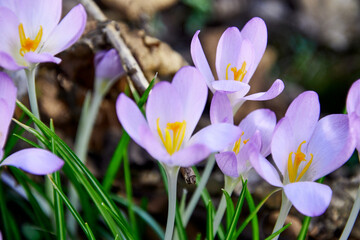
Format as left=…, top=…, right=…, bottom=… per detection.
left=13, top=0, right=62, bottom=40
left=24, top=52, right=61, bottom=64
left=349, top=113, right=360, bottom=151
left=235, top=39, right=254, bottom=84
left=146, top=81, right=184, bottom=137
left=241, top=17, right=267, bottom=81
left=216, top=151, right=239, bottom=178
left=242, top=79, right=284, bottom=101
left=42, top=4, right=86, bottom=55
left=216, top=27, right=242, bottom=80
left=210, top=91, right=233, bottom=124
left=0, top=52, right=24, bottom=70
left=307, top=114, right=355, bottom=180
left=211, top=80, right=250, bottom=94
left=285, top=91, right=320, bottom=143
left=249, top=146, right=283, bottom=187
left=191, top=30, right=215, bottom=91
left=0, top=72, right=17, bottom=114
left=172, top=66, right=208, bottom=141
left=239, top=109, right=276, bottom=156
left=346, top=79, right=360, bottom=115
left=0, top=100, right=11, bottom=149
left=236, top=131, right=262, bottom=174
left=0, top=149, right=64, bottom=175
left=95, top=49, right=124, bottom=80
left=171, top=144, right=211, bottom=167
left=188, top=123, right=242, bottom=152
left=284, top=182, right=332, bottom=217
left=116, top=93, right=149, bottom=148
left=271, top=117, right=296, bottom=176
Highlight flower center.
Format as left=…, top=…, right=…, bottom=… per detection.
left=225, top=62, right=247, bottom=82
left=232, top=131, right=248, bottom=155
left=156, top=118, right=186, bottom=155
left=287, top=141, right=313, bottom=183
left=18, top=23, right=43, bottom=57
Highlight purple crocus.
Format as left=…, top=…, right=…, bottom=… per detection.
left=191, top=17, right=284, bottom=110
left=0, top=72, right=64, bottom=175
left=211, top=92, right=276, bottom=178
left=249, top=91, right=355, bottom=217
left=346, top=79, right=360, bottom=152
left=116, top=66, right=242, bottom=167
left=0, top=0, right=87, bottom=70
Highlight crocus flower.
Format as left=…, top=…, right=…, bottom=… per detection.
left=0, top=0, right=87, bottom=70
left=0, top=72, right=64, bottom=175
left=94, top=49, right=125, bottom=95
left=191, top=17, right=284, bottom=110
left=211, top=92, right=276, bottom=178
left=250, top=91, right=354, bottom=216
left=346, top=79, right=360, bottom=152
left=116, top=66, right=242, bottom=167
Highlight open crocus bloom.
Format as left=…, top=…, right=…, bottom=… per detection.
left=116, top=66, right=242, bottom=167
left=0, top=73, right=64, bottom=175
left=250, top=91, right=355, bottom=216
left=191, top=17, right=284, bottom=111
left=346, top=79, right=360, bottom=152
left=210, top=92, right=276, bottom=178
left=0, top=0, right=86, bottom=70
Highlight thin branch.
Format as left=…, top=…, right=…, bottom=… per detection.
left=79, top=0, right=149, bottom=93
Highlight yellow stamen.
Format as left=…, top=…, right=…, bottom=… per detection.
left=226, top=61, right=247, bottom=81
left=287, top=141, right=313, bottom=183
left=19, top=23, right=43, bottom=57
left=232, top=131, right=248, bottom=155
left=157, top=118, right=186, bottom=155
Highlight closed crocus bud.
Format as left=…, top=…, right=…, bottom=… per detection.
left=94, top=49, right=125, bottom=95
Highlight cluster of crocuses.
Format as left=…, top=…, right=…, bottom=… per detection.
left=117, top=17, right=360, bottom=239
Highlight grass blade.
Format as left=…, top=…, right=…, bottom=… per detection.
left=265, top=223, right=292, bottom=240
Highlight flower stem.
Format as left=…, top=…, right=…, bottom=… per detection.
left=164, top=165, right=179, bottom=240
left=25, top=68, right=40, bottom=120
left=213, top=175, right=239, bottom=236
left=340, top=184, right=360, bottom=240
left=272, top=192, right=292, bottom=240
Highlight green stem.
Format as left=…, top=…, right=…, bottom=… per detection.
left=213, top=176, right=239, bottom=236
left=25, top=68, right=40, bottom=120
left=340, top=184, right=360, bottom=240
left=164, top=165, right=179, bottom=240
left=272, top=192, right=292, bottom=240
left=182, top=154, right=216, bottom=226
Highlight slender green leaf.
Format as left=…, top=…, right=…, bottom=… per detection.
left=206, top=200, right=214, bottom=240
left=221, top=189, right=234, bottom=231
left=245, top=187, right=259, bottom=240
left=265, top=223, right=292, bottom=240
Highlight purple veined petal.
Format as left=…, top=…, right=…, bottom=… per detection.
left=146, top=81, right=184, bottom=137
left=248, top=145, right=283, bottom=187
left=346, top=79, right=360, bottom=114
left=242, top=79, right=284, bottom=101
left=0, top=149, right=3, bottom=161
left=116, top=93, right=149, bottom=149
left=307, top=114, right=355, bottom=181
left=0, top=0, right=15, bottom=9
left=0, top=72, right=17, bottom=114
left=216, top=27, right=243, bottom=80
left=13, top=0, right=62, bottom=41
left=188, top=123, right=242, bottom=152
left=191, top=30, right=215, bottom=91
left=171, top=144, right=211, bottom=167
left=284, top=181, right=332, bottom=217
left=216, top=151, right=239, bottom=178
left=271, top=117, right=296, bottom=176
left=139, top=124, right=171, bottom=165
left=0, top=100, right=11, bottom=149
left=239, top=109, right=276, bottom=156
left=172, top=66, right=208, bottom=142
left=0, top=52, right=24, bottom=71
left=0, top=148, right=64, bottom=175
left=236, top=131, right=262, bottom=175
left=211, top=80, right=250, bottom=94
left=241, top=17, right=267, bottom=81
left=24, top=52, right=61, bottom=64
left=236, top=39, right=254, bottom=84
left=349, top=113, right=360, bottom=151
left=285, top=91, right=320, bottom=144
left=42, top=4, right=86, bottom=55
left=210, top=91, right=233, bottom=125
left=95, top=49, right=124, bottom=80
